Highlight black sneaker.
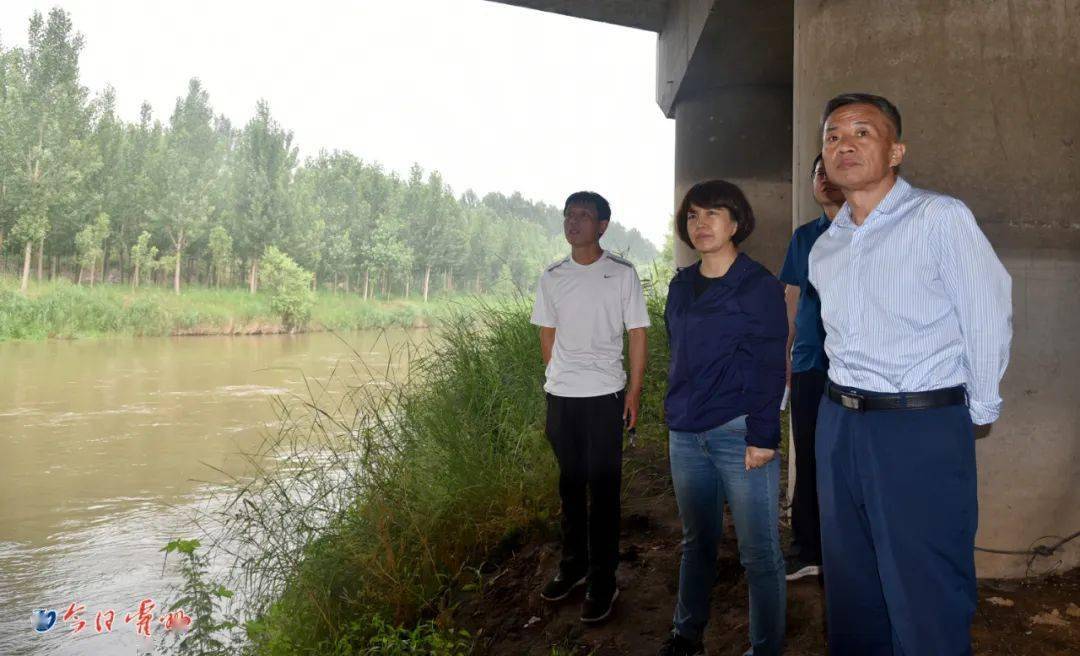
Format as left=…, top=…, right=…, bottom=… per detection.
left=579, top=583, right=619, bottom=624
left=658, top=632, right=706, bottom=656
left=539, top=570, right=587, bottom=602
left=785, top=555, right=821, bottom=581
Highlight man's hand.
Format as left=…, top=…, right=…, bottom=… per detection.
left=745, top=446, right=775, bottom=471
left=623, top=390, right=640, bottom=430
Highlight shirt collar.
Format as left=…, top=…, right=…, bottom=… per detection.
left=697, top=252, right=750, bottom=289
left=814, top=212, right=831, bottom=231
left=567, top=249, right=607, bottom=268
left=834, top=176, right=912, bottom=229
left=876, top=176, right=912, bottom=215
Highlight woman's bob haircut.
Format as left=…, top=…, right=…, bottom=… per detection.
left=675, top=179, right=756, bottom=249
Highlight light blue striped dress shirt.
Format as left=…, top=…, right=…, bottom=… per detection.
left=808, top=177, right=1012, bottom=425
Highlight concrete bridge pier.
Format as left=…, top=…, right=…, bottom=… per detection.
left=661, top=1, right=793, bottom=273
left=490, top=0, right=1079, bottom=578
left=793, top=0, right=1080, bottom=578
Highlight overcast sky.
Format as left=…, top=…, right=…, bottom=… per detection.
left=0, top=0, right=675, bottom=246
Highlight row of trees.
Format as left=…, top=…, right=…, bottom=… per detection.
left=0, top=9, right=658, bottom=300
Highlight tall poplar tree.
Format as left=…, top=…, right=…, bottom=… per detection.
left=8, top=9, right=95, bottom=292
left=154, top=78, right=219, bottom=294
left=230, top=100, right=297, bottom=293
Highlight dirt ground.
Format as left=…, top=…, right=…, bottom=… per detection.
left=456, top=439, right=1080, bottom=655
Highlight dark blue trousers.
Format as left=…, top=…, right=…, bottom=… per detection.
left=816, top=393, right=978, bottom=656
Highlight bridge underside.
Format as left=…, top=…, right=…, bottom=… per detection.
left=487, top=0, right=1080, bottom=579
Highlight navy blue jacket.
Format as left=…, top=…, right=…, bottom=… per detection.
left=664, top=253, right=787, bottom=448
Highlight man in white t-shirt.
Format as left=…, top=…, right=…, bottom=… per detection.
left=530, top=191, right=650, bottom=625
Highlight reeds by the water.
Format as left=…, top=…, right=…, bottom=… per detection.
left=181, top=270, right=673, bottom=654
left=213, top=300, right=563, bottom=653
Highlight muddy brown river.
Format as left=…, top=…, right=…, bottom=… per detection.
left=0, top=329, right=417, bottom=655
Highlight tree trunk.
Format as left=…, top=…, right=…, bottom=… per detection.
left=312, top=271, right=317, bottom=292
left=333, top=271, right=339, bottom=295
left=248, top=259, right=258, bottom=294
left=133, top=261, right=140, bottom=289
left=51, top=255, right=57, bottom=281
left=174, top=246, right=182, bottom=295
left=448, top=266, right=454, bottom=294
left=422, top=264, right=431, bottom=303
left=363, top=269, right=370, bottom=300
left=36, top=239, right=44, bottom=282
left=20, top=241, right=33, bottom=293
left=404, top=273, right=411, bottom=299
left=90, top=257, right=97, bottom=288
left=344, top=272, right=350, bottom=294
left=101, top=238, right=109, bottom=283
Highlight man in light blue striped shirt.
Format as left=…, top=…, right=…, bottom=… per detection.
left=808, top=93, right=1011, bottom=656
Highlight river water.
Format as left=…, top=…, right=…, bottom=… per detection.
left=0, top=330, right=417, bottom=655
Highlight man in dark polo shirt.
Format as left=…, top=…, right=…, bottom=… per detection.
left=778, top=154, right=844, bottom=581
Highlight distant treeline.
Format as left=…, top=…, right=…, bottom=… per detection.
left=0, top=8, right=658, bottom=300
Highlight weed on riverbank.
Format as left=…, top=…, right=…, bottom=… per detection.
left=211, top=300, right=561, bottom=654
left=0, top=277, right=486, bottom=340
left=204, top=288, right=668, bottom=654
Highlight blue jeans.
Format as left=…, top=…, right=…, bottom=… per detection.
left=669, top=416, right=785, bottom=655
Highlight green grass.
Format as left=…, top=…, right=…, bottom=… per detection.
left=206, top=290, right=671, bottom=655
left=0, top=276, right=491, bottom=341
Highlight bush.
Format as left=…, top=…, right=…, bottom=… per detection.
left=259, top=246, right=314, bottom=330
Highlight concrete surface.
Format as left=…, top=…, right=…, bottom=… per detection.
left=486, top=0, right=668, bottom=32
left=487, top=0, right=1079, bottom=579
left=669, top=0, right=793, bottom=272
left=794, top=0, right=1080, bottom=578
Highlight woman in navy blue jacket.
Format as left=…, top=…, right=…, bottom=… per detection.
left=658, top=180, right=788, bottom=656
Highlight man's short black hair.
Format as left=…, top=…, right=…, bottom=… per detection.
left=822, top=93, right=902, bottom=139
left=675, top=180, right=756, bottom=248
left=811, top=153, right=824, bottom=179
left=563, top=191, right=611, bottom=223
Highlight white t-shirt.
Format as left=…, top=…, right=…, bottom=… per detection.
left=530, top=251, right=651, bottom=397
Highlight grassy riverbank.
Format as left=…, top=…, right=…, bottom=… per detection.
left=210, top=294, right=671, bottom=655
left=0, top=278, right=482, bottom=341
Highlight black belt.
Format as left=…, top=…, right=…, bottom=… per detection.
left=826, top=381, right=967, bottom=412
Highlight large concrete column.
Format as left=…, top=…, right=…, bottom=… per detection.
left=660, top=0, right=793, bottom=271
left=795, top=0, right=1080, bottom=578
left=674, top=86, right=792, bottom=271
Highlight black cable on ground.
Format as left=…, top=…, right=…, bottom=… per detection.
left=975, top=529, right=1080, bottom=558
left=974, top=529, right=1080, bottom=577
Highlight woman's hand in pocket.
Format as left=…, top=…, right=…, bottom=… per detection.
left=744, top=446, right=775, bottom=471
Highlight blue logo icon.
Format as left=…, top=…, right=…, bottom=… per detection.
left=32, top=608, right=57, bottom=633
